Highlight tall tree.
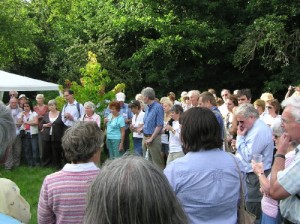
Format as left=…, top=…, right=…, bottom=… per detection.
left=0, top=0, right=41, bottom=73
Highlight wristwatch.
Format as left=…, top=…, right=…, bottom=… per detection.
left=274, top=154, right=286, bottom=159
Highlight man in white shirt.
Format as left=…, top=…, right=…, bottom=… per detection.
left=61, top=90, right=84, bottom=127
left=218, top=89, right=231, bottom=118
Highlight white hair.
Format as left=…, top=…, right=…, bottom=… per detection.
left=0, top=104, right=16, bottom=159
left=281, top=96, right=300, bottom=122
left=84, top=101, right=96, bottom=111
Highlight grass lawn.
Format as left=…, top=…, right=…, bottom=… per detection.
left=0, top=166, right=56, bottom=224
left=0, top=138, right=132, bottom=224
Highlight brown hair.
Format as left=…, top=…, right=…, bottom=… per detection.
left=109, top=101, right=121, bottom=111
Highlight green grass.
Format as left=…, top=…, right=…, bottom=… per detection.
left=0, top=137, right=133, bottom=224
left=0, top=166, right=55, bottom=224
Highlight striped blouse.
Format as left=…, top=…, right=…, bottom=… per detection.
left=38, top=163, right=99, bottom=224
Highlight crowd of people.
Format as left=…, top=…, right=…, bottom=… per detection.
left=0, top=85, right=300, bottom=224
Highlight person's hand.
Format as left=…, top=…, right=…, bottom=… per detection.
left=237, top=124, right=247, bottom=136
left=136, top=127, right=143, bottom=134
left=165, top=124, right=172, bottom=131
left=129, top=124, right=134, bottom=132
left=251, top=161, right=264, bottom=176
left=118, top=143, right=124, bottom=151
left=288, top=85, right=293, bottom=91
left=276, top=133, right=290, bottom=155
left=145, top=137, right=153, bottom=145
left=104, top=117, right=110, bottom=123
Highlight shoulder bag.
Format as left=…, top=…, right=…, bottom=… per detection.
left=230, top=153, right=256, bottom=224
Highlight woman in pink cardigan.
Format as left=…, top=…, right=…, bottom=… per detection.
left=38, top=121, right=103, bottom=224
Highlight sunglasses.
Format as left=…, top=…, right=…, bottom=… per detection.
left=222, top=94, right=228, bottom=97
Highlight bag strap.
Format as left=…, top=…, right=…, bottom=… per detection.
left=228, top=153, right=247, bottom=209
left=76, top=102, right=81, bottom=118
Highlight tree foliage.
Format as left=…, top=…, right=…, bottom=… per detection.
left=56, top=51, right=125, bottom=112
left=0, top=0, right=41, bottom=72
left=1, top=0, right=299, bottom=99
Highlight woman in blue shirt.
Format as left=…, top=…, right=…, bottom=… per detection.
left=164, top=107, right=246, bottom=224
left=104, top=101, right=125, bottom=159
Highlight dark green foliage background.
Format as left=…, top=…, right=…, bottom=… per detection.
left=1, top=0, right=299, bottom=100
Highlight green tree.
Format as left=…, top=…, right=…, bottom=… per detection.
left=0, top=0, right=41, bottom=72
left=234, top=1, right=300, bottom=94
left=56, top=51, right=125, bottom=112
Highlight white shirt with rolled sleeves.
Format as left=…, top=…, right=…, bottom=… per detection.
left=235, top=119, right=274, bottom=173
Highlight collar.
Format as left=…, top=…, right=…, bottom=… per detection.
left=67, top=100, right=78, bottom=106
left=62, top=162, right=99, bottom=172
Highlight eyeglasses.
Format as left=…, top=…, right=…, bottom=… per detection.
left=281, top=118, right=292, bottom=124
left=222, top=94, right=228, bottom=97
left=266, top=106, right=273, bottom=109
left=24, top=105, right=30, bottom=107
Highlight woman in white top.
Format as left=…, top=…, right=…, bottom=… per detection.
left=80, top=101, right=101, bottom=127
left=262, top=99, right=281, bottom=128
left=165, top=104, right=184, bottom=164
left=40, top=100, right=65, bottom=168
left=19, top=100, right=39, bottom=166
left=160, top=98, right=173, bottom=167
left=129, top=100, right=145, bottom=156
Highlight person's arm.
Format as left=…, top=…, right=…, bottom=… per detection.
left=284, top=85, right=293, bottom=99
left=26, top=113, right=39, bottom=126
left=38, top=178, right=56, bottom=224
left=96, top=114, right=101, bottom=128
left=147, top=126, right=162, bottom=142
left=229, top=113, right=237, bottom=135
left=119, top=127, right=125, bottom=151
left=61, top=105, right=66, bottom=123
left=252, top=162, right=270, bottom=194
left=269, top=134, right=291, bottom=199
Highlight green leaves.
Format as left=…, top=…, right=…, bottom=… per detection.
left=0, top=0, right=41, bottom=70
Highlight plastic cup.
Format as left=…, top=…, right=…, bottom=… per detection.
left=252, top=154, right=263, bottom=163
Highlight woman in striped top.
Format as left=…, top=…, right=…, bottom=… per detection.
left=38, top=121, right=103, bottom=224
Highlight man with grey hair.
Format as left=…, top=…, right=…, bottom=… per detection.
left=8, top=90, right=18, bottom=99
left=4, top=97, right=23, bottom=170
left=219, top=89, right=231, bottom=117
left=141, top=87, right=164, bottom=169
left=0, top=103, right=16, bottom=163
left=188, top=90, right=201, bottom=108
left=0, top=102, right=31, bottom=224
left=235, top=103, right=274, bottom=222
left=269, top=96, right=300, bottom=223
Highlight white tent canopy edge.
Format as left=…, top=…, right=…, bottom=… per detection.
left=0, top=70, right=60, bottom=101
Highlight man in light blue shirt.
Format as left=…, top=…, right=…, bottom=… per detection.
left=235, top=103, right=274, bottom=222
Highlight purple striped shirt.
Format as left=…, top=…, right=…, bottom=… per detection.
left=38, top=163, right=99, bottom=224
